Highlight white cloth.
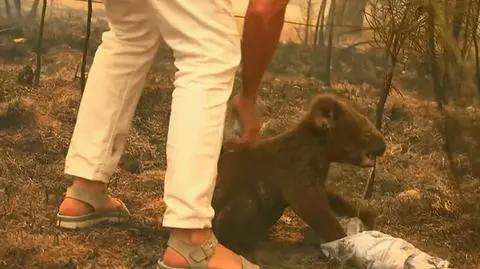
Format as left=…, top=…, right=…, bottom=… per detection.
left=64, top=0, right=241, bottom=229
left=320, top=218, right=451, bottom=269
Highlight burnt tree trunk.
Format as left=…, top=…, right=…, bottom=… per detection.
left=427, top=5, right=446, bottom=107
left=456, top=0, right=475, bottom=99
left=442, top=0, right=451, bottom=100
left=315, top=0, right=327, bottom=48
left=460, top=0, right=473, bottom=56
left=13, top=0, right=21, bottom=19
left=452, top=0, right=466, bottom=41
left=80, top=0, right=93, bottom=94
left=33, top=0, right=47, bottom=87
left=474, top=34, right=480, bottom=95
left=343, top=0, right=367, bottom=32
left=451, top=0, right=467, bottom=101
left=27, top=0, right=40, bottom=20
left=5, top=0, right=12, bottom=20
left=304, top=0, right=312, bottom=46
left=473, top=1, right=480, bottom=95
left=427, top=4, right=459, bottom=182
left=313, top=0, right=321, bottom=48
left=325, top=0, right=336, bottom=86
left=313, top=1, right=320, bottom=48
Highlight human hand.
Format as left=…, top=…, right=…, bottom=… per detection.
left=223, top=94, right=262, bottom=150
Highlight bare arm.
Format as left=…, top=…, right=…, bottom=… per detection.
left=240, top=0, right=289, bottom=102
left=226, top=0, right=289, bottom=150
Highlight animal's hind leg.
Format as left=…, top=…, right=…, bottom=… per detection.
left=212, top=195, right=265, bottom=256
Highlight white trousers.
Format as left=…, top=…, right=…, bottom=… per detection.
left=64, top=0, right=241, bottom=229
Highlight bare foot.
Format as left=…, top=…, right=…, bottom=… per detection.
left=162, top=229, right=251, bottom=269
left=162, top=244, right=244, bottom=269
left=58, top=177, right=123, bottom=216
left=58, top=196, right=124, bottom=216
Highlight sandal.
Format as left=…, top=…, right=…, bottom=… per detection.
left=157, top=233, right=260, bottom=269
left=56, top=185, right=131, bottom=229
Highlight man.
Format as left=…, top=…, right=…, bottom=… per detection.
left=56, top=0, right=289, bottom=268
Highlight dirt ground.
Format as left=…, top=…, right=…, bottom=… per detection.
left=1, top=4, right=480, bottom=269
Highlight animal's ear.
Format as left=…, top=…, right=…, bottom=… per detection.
left=311, top=97, right=340, bottom=131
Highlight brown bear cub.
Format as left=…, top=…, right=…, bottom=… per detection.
left=212, top=93, right=387, bottom=255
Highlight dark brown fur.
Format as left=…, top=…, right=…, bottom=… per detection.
left=211, top=93, right=386, bottom=254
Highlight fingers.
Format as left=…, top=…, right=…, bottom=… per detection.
left=223, top=130, right=260, bottom=151
left=223, top=137, right=255, bottom=151
left=224, top=94, right=262, bottom=151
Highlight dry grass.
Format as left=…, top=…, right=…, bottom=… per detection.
left=1, top=8, right=480, bottom=269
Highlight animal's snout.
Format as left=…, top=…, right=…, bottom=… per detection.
left=368, top=138, right=386, bottom=157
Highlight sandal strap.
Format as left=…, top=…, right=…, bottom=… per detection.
left=166, top=233, right=219, bottom=268
left=64, top=186, right=109, bottom=211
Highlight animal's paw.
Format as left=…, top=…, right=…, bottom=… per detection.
left=358, top=207, right=377, bottom=230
